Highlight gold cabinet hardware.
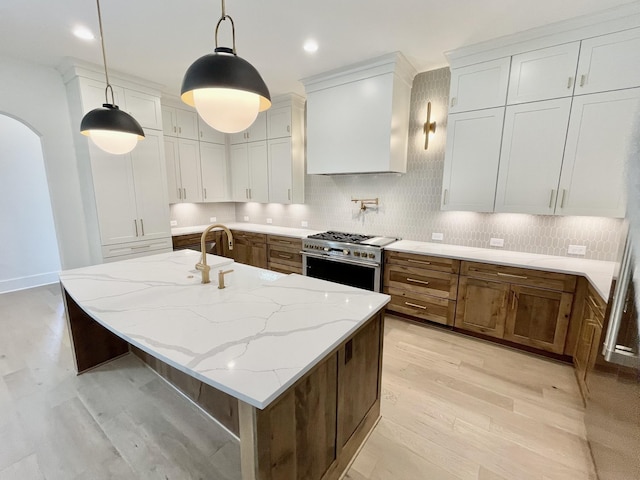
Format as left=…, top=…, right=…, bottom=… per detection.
left=567, top=77, right=573, bottom=89
left=134, top=219, right=139, bottom=236
left=497, top=272, right=528, bottom=280
left=407, top=278, right=430, bottom=286
left=178, top=188, right=182, bottom=200
left=278, top=254, right=293, bottom=259
left=560, top=189, right=567, bottom=208
left=407, top=259, right=431, bottom=265
left=549, top=189, right=555, bottom=209
left=580, top=74, right=587, bottom=87
left=204, top=188, right=207, bottom=199
left=183, top=188, right=187, bottom=199
left=443, top=189, right=449, bottom=205
left=405, top=301, right=427, bottom=310
left=288, top=188, right=291, bottom=201
left=450, top=97, right=457, bottom=107
left=140, top=219, right=145, bottom=236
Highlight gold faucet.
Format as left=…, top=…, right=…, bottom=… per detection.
left=217, top=269, right=234, bottom=289
left=195, top=224, right=234, bottom=284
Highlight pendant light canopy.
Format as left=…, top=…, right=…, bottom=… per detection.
left=181, top=0, right=271, bottom=134
left=80, top=0, right=144, bottom=155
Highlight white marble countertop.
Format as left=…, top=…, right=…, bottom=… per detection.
left=171, top=222, right=323, bottom=239
left=385, top=240, right=616, bottom=299
left=59, top=250, right=389, bottom=409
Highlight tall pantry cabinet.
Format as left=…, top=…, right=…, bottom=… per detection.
left=61, top=61, right=172, bottom=264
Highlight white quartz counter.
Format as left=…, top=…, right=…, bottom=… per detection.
left=171, top=222, right=323, bottom=239
left=59, top=250, right=389, bottom=409
left=385, top=240, right=616, bottom=299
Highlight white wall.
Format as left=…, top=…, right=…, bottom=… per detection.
left=0, top=55, right=92, bottom=271
left=0, top=115, right=61, bottom=292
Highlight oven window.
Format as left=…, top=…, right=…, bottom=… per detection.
left=306, top=255, right=376, bottom=291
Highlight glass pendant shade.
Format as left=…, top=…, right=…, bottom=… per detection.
left=181, top=47, right=271, bottom=134
left=81, top=105, right=145, bottom=155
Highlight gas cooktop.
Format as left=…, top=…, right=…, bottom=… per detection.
left=307, top=231, right=374, bottom=243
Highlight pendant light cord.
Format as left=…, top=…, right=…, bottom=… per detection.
left=215, top=0, right=237, bottom=53
left=95, top=0, right=115, bottom=105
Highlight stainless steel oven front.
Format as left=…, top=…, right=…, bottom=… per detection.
left=302, top=251, right=381, bottom=292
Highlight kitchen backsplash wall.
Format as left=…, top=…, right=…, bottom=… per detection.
left=170, top=202, right=236, bottom=227
left=233, top=67, right=624, bottom=261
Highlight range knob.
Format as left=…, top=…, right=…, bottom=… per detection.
left=354, top=251, right=361, bottom=257
left=323, top=247, right=330, bottom=252
left=343, top=249, right=350, bottom=255
left=368, top=253, right=375, bottom=259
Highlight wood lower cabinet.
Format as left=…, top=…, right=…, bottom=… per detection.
left=267, top=235, right=302, bottom=274
left=574, top=284, right=606, bottom=399
left=383, top=251, right=459, bottom=326
left=455, top=261, right=577, bottom=354
left=455, top=277, right=509, bottom=338
left=231, top=230, right=267, bottom=269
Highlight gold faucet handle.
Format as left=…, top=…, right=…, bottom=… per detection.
left=217, top=269, right=234, bottom=289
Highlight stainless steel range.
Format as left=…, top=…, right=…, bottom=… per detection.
left=302, top=231, right=399, bottom=292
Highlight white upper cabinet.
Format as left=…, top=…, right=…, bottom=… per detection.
left=123, top=90, right=163, bottom=130
left=267, top=106, right=293, bottom=139
left=442, top=108, right=505, bottom=212
left=268, top=137, right=304, bottom=204
left=229, top=141, right=269, bottom=203
left=495, top=98, right=571, bottom=214
left=200, top=142, right=228, bottom=202
left=448, top=58, right=511, bottom=113
left=230, top=144, right=250, bottom=202
left=229, top=112, right=267, bottom=144
left=507, top=43, right=580, bottom=104
left=575, top=27, right=640, bottom=95
left=164, top=136, right=202, bottom=203
left=80, top=78, right=125, bottom=115
left=198, top=117, right=226, bottom=144
left=556, top=88, right=640, bottom=218
left=161, top=106, right=198, bottom=140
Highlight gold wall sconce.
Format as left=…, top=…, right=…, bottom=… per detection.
left=423, top=101, right=437, bottom=150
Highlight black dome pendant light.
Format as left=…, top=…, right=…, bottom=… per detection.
left=80, top=0, right=144, bottom=155
left=181, top=0, right=271, bottom=134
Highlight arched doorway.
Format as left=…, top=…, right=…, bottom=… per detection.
left=0, top=114, right=61, bottom=293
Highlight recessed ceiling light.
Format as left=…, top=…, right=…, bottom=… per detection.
left=73, top=26, right=95, bottom=41
left=303, top=39, right=319, bottom=53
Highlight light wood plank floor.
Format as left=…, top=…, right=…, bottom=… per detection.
left=0, top=285, right=595, bottom=479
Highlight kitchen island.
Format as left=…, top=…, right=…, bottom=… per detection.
left=59, top=250, right=390, bottom=480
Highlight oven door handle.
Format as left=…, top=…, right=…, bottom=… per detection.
left=301, top=251, right=380, bottom=268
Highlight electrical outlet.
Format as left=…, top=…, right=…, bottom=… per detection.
left=209, top=217, right=216, bottom=223
left=301, top=221, right=308, bottom=227
left=490, top=237, right=505, bottom=247
left=266, top=218, right=273, bottom=224
left=170, top=220, right=178, bottom=227
left=568, top=244, right=587, bottom=255
left=243, top=216, right=249, bottom=222
left=431, top=232, right=444, bottom=241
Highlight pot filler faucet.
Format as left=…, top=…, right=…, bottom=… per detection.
left=195, top=224, right=234, bottom=284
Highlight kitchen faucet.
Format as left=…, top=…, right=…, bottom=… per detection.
left=195, top=224, right=234, bottom=284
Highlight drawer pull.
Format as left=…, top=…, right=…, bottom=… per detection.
left=278, top=254, right=293, bottom=259
left=497, top=272, right=528, bottom=280
left=405, top=301, right=427, bottom=310
left=587, top=295, right=603, bottom=314
left=407, top=259, right=431, bottom=266
left=567, top=76, right=573, bottom=89
left=407, top=277, right=430, bottom=286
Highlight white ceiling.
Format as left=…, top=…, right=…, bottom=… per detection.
left=0, top=0, right=636, bottom=97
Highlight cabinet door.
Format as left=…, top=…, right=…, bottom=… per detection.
left=161, top=106, right=178, bottom=137
left=494, top=98, right=571, bottom=214
left=198, top=117, right=226, bottom=144
left=248, top=141, right=269, bottom=203
left=267, top=106, right=292, bottom=138
left=177, top=139, right=202, bottom=202
left=163, top=136, right=181, bottom=203
left=507, top=42, right=580, bottom=104
left=247, top=112, right=267, bottom=142
left=268, top=138, right=292, bottom=204
left=89, top=143, right=138, bottom=245
left=442, top=108, right=504, bottom=212
left=230, top=144, right=250, bottom=201
left=504, top=285, right=573, bottom=354
left=455, top=277, right=509, bottom=338
left=175, top=108, right=199, bottom=140
left=123, top=90, right=162, bottom=130
left=130, top=131, right=170, bottom=240
left=576, top=27, right=640, bottom=95
left=200, top=142, right=228, bottom=202
left=557, top=88, right=640, bottom=217
left=449, top=58, right=510, bottom=113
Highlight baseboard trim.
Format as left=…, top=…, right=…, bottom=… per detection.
left=0, top=271, right=60, bottom=294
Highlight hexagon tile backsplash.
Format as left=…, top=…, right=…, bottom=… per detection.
left=182, top=67, right=624, bottom=261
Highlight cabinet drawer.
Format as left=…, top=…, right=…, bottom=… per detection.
left=232, top=230, right=267, bottom=245
left=385, top=287, right=455, bottom=326
left=385, top=250, right=460, bottom=274
left=267, top=235, right=302, bottom=249
left=268, top=245, right=302, bottom=268
left=269, top=262, right=303, bottom=275
left=384, top=264, right=457, bottom=299
left=586, top=283, right=606, bottom=322
left=102, top=238, right=172, bottom=259
left=461, top=261, right=576, bottom=292
left=172, top=231, right=218, bottom=249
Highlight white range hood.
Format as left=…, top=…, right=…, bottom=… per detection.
left=302, top=52, right=416, bottom=175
